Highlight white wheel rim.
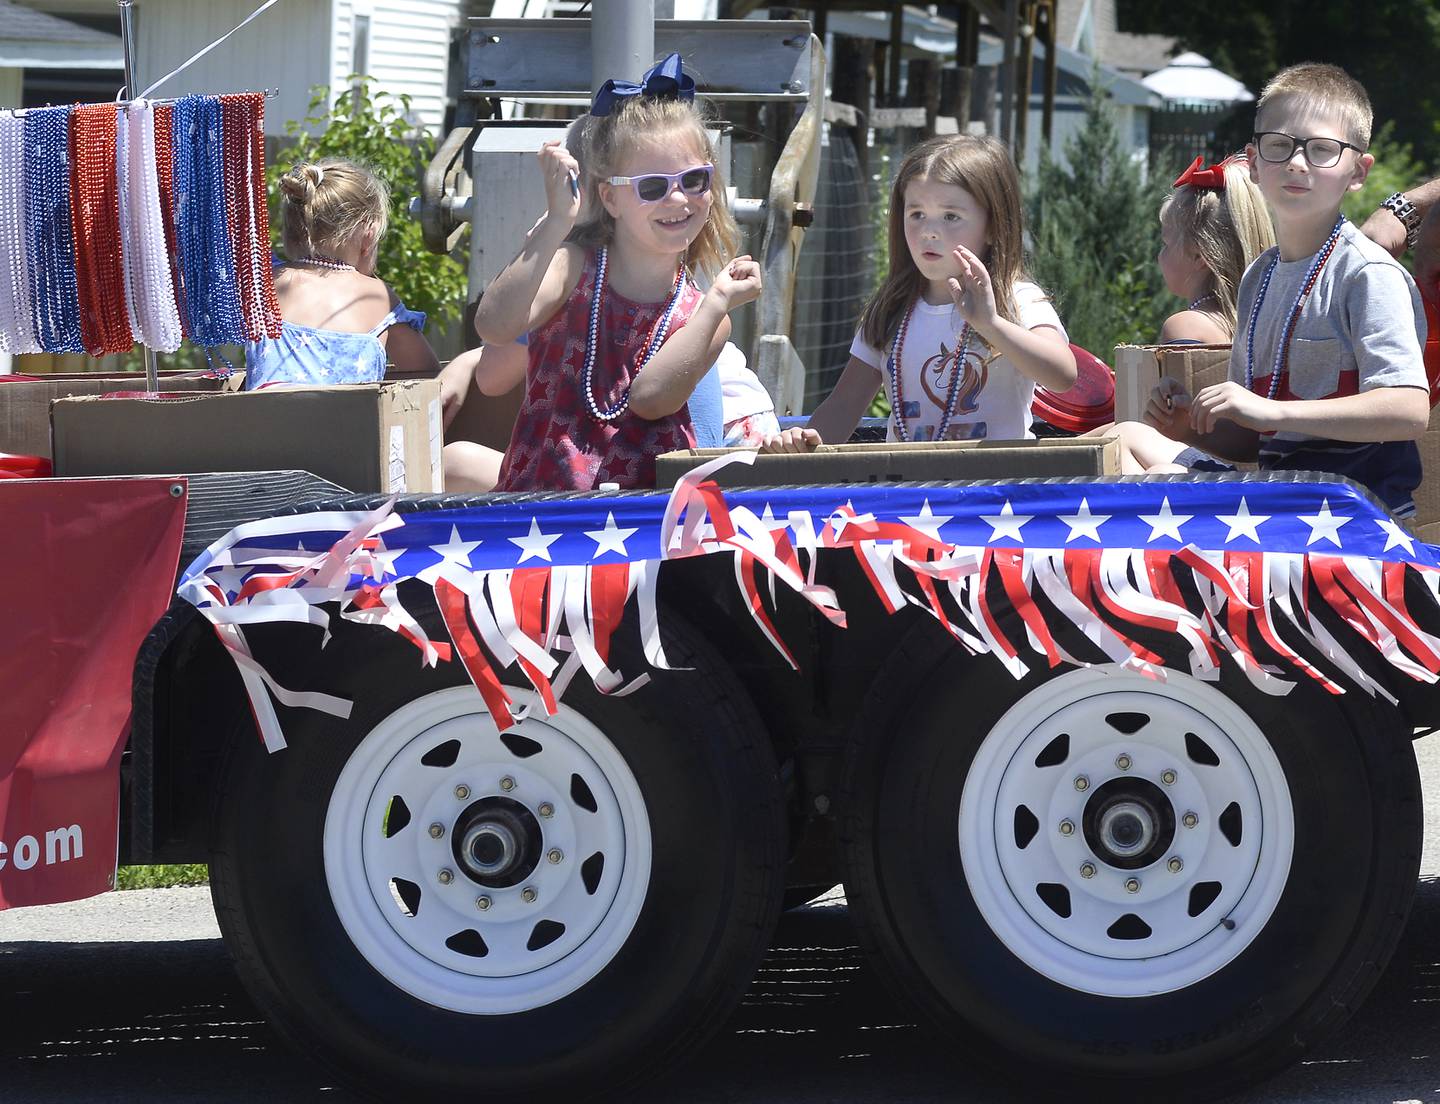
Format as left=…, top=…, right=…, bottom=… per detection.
left=958, top=667, right=1294, bottom=997
left=324, top=686, right=652, bottom=1014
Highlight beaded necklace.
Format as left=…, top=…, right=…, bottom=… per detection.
left=1245, top=216, right=1346, bottom=400
left=70, top=103, right=133, bottom=355
left=221, top=93, right=280, bottom=341
left=0, top=112, right=40, bottom=354
left=120, top=102, right=183, bottom=352
left=581, top=245, right=689, bottom=423
left=152, top=102, right=185, bottom=337
left=293, top=255, right=355, bottom=272
left=24, top=106, right=84, bottom=353
left=885, top=298, right=974, bottom=443
left=115, top=104, right=143, bottom=346
left=172, top=95, right=246, bottom=351
left=1188, top=292, right=1218, bottom=312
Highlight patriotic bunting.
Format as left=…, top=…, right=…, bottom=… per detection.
left=178, top=459, right=1440, bottom=753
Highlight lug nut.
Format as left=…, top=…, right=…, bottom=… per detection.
left=1079, top=862, right=1096, bottom=879
left=1160, top=769, right=1177, bottom=786
left=1115, top=753, right=1132, bottom=771
left=438, top=868, right=454, bottom=886
left=454, top=784, right=471, bottom=801
left=476, top=896, right=492, bottom=911
left=1182, top=811, right=1199, bottom=829
left=521, top=886, right=538, bottom=903
left=1074, top=775, right=1090, bottom=792
left=547, top=849, right=564, bottom=864
left=1167, top=857, right=1184, bottom=874
left=428, top=823, right=444, bottom=839
left=1125, top=877, right=1141, bottom=893
left=538, top=802, right=555, bottom=819
left=1059, top=819, right=1075, bottom=837
left=499, top=776, right=516, bottom=792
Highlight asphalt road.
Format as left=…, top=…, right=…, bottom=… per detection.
left=7, top=738, right=1440, bottom=1104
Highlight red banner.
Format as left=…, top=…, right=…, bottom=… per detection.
left=0, top=478, right=186, bottom=909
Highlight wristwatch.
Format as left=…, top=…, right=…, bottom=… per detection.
left=1381, top=192, right=1422, bottom=250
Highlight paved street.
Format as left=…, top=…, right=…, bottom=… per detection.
left=6, top=737, right=1440, bottom=1103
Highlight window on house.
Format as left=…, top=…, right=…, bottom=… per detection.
left=352, top=13, right=371, bottom=93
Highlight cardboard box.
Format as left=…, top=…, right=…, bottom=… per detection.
left=52, top=380, right=444, bottom=493
left=1410, top=410, right=1440, bottom=534
left=1113, top=344, right=1232, bottom=424
left=655, top=436, right=1119, bottom=488
left=0, top=371, right=228, bottom=458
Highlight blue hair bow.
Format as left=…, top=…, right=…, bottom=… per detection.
left=591, top=52, right=695, bottom=118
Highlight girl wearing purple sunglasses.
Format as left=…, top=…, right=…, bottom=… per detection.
left=474, top=54, right=760, bottom=492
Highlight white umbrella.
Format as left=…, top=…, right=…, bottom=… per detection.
left=1142, top=52, right=1253, bottom=105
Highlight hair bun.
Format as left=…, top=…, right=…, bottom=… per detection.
left=280, top=164, right=324, bottom=205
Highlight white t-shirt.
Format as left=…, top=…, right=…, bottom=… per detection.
left=715, top=341, right=775, bottom=421
left=849, top=281, right=1065, bottom=442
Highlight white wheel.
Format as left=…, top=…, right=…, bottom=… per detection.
left=959, top=667, right=1294, bottom=997
left=324, top=685, right=651, bottom=1014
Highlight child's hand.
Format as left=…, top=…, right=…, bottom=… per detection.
left=708, top=256, right=763, bottom=311
left=537, top=140, right=582, bottom=225
left=1143, top=376, right=1192, bottom=437
left=1190, top=381, right=1277, bottom=434
left=760, top=426, right=821, bottom=454
left=946, top=245, right=999, bottom=331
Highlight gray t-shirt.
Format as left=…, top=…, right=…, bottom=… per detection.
left=1227, top=219, right=1427, bottom=515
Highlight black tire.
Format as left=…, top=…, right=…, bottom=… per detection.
left=209, top=608, right=785, bottom=1102
left=838, top=633, right=1421, bottom=1102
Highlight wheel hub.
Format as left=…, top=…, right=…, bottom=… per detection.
left=1083, top=778, right=1174, bottom=870
left=454, top=797, right=541, bottom=887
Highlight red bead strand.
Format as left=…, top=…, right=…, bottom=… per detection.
left=68, top=103, right=132, bottom=356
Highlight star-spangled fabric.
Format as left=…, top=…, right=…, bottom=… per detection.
left=178, top=459, right=1440, bottom=753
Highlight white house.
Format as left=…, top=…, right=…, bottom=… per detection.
left=13, top=0, right=462, bottom=136
left=1, top=0, right=122, bottom=109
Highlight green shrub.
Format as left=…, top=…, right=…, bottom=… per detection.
left=116, top=864, right=208, bottom=890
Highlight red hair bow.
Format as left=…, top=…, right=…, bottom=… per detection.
left=1173, top=155, right=1231, bottom=190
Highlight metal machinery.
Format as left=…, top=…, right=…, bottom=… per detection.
left=414, top=3, right=824, bottom=426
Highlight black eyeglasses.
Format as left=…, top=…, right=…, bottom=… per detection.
left=1252, top=131, right=1365, bottom=169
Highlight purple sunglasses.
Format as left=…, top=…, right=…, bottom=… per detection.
left=606, top=163, right=714, bottom=204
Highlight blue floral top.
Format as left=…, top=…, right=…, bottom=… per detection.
left=243, top=272, right=427, bottom=388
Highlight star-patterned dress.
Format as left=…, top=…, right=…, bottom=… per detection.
left=496, top=249, right=703, bottom=491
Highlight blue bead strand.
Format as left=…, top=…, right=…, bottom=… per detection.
left=171, top=95, right=245, bottom=348
left=24, top=106, right=83, bottom=353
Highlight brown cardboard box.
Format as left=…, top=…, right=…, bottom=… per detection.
left=655, top=436, right=1119, bottom=488
left=51, top=380, right=444, bottom=493
left=1113, top=344, right=1232, bottom=424
left=1410, top=410, right=1440, bottom=535
left=0, top=372, right=228, bottom=458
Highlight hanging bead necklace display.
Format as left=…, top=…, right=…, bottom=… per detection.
left=581, top=245, right=689, bottom=422
left=152, top=101, right=185, bottom=337
left=24, top=105, right=84, bottom=353
left=886, top=299, right=974, bottom=443
left=0, top=112, right=39, bottom=354
left=70, top=103, right=134, bottom=356
left=1245, top=216, right=1346, bottom=400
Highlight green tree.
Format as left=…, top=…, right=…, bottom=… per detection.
left=270, top=79, right=467, bottom=329
left=1027, top=83, right=1176, bottom=362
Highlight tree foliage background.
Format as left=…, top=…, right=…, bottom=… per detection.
left=1027, top=85, right=1177, bottom=361
left=268, top=79, right=467, bottom=329
left=1117, top=0, right=1440, bottom=170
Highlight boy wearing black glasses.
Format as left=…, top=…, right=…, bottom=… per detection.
left=1142, top=63, right=1430, bottom=519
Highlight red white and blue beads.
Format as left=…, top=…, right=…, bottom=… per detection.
left=582, top=244, right=689, bottom=423
left=1245, top=215, right=1346, bottom=400
left=0, top=112, right=39, bottom=354
left=886, top=299, right=975, bottom=443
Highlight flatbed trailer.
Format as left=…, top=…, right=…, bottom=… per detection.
left=8, top=461, right=1438, bottom=1102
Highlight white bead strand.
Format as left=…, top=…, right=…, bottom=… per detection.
left=115, top=105, right=145, bottom=346
left=0, top=112, right=40, bottom=355
left=125, top=102, right=182, bottom=352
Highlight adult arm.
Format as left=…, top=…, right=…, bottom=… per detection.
left=1360, top=178, right=1440, bottom=259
